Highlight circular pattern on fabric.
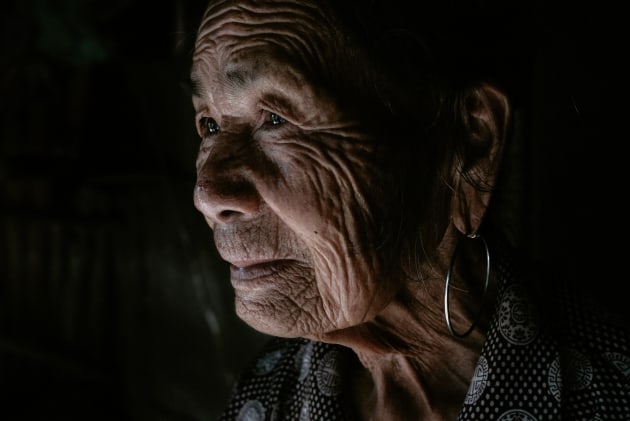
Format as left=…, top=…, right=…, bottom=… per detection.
left=295, top=341, right=314, bottom=383
left=237, top=400, right=266, bottom=421
left=603, top=352, right=630, bottom=380
left=564, top=349, right=593, bottom=391
left=299, top=401, right=310, bottom=421
left=465, top=355, right=489, bottom=405
left=253, top=349, right=284, bottom=376
left=498, top=283, right=539, bottom=345
left=547, top=357, right=562, bottom=402
left=220, top=339, right=356, bottom=420
left=315, top=349, right=343, bottom=397
left=497, top=409, right=537, bottom=420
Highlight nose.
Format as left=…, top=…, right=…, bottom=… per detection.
left=193, top=141, right=263, bottom=226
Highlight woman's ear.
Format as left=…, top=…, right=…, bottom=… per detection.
left=450, top=82, right=511, bottom=236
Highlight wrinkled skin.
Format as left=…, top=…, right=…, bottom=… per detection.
left=191, top=0, right=510, bottom=419
left=191, top=0, right=404, bottom=338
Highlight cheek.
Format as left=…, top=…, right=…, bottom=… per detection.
left=259, top=138, right=401, bottom=324
left=263, top=138, right=378, bottom=239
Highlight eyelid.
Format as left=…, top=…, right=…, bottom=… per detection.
left=258, top=96, right=293, bottom=119
left=261, top=109, right=289, bottom=127
left=195, top=116, right=204, bottom=138
left=195, top=110, right=206, bottom=135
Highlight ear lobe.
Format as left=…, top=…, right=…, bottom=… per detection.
left=451, top=83, right=511, bottom=236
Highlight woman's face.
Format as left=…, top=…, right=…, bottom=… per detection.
left=191, top=0, right=406, bottom=337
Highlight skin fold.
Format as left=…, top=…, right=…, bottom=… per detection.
left=191, top=0, right=510, bottom=419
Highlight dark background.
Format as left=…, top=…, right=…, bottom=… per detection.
left=0, top=0, right=627, bottom=420
left=0, top=1, right=269, bottom=420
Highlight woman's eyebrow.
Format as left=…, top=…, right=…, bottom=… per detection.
left=188, top=65, right=304, bottom=119
left=260, top=92, right=296, bottom=115
left=188, top=75, right=207, bottom=98
left=225, top=68, right=253, bottom=89
left=188, top=68, right=257, bottom=100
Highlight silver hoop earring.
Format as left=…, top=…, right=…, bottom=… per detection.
left=444, top=234, right=490, bottom=339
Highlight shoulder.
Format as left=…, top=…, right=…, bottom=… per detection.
left=219, top=337, right=358, bottom=420
left=537, top=277, right=630, bottom=418
left=468, top=250, right=630, bottom=419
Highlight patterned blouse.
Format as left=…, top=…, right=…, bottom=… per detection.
left=218, top=254, right=630, bottom=420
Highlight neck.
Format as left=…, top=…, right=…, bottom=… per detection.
left=309, top=242, right=499, bottom=420
left=350, top=346, right=478, bottom=420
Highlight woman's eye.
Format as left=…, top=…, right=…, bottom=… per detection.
left=201, top=117, right=220, bottom=135
left=269, top=112, right=286, bottom=126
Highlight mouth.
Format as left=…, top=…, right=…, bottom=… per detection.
left=229, top=259, right=294, bottom=291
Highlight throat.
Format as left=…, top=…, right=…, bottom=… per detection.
left=310, top=269, right=495, bottom=420
left=351, top=349, right=477, bottom=421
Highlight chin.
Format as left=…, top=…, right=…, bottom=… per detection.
left=236, top=301, right=305, bottom=338
left=235, top=298, right=335, bottom=338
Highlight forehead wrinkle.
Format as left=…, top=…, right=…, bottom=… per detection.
left=194, top=0, right=341, bottom=74
left=192, top=46, right=306, bottom=114
left=201, top=0, right=327, bottom=31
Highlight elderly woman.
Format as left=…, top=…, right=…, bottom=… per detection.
left=189, top=0, right=630, bottom=419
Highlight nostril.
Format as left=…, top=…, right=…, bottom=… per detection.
left=193, top=178, right=262, bottom=224
left=217, top=209, right=241, bottom=222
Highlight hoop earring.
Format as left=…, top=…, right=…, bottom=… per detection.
left=444, top=234, right=490, bottom=339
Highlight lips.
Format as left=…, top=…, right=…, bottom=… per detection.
left=231, top=260, right=279, bottom=279
left=229, top=260, right=293, bottom=291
